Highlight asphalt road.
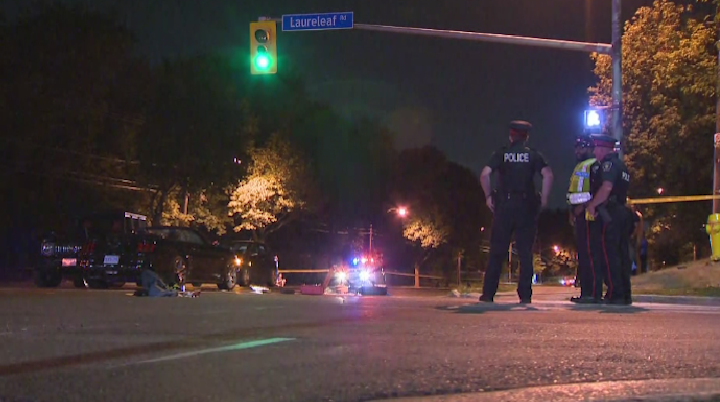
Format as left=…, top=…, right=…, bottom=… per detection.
left=2, top=286, right=720, bottom=402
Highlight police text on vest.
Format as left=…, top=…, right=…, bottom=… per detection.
left=504, top=153, right=530, bottom=163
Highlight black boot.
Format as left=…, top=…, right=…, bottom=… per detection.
left=479, top=295, right=494, bottom=303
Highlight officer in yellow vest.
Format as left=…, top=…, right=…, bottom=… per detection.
left=567, top=134, right=601, bottom=303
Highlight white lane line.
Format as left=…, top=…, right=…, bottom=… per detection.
left=112, top=337, right=295, bottom=367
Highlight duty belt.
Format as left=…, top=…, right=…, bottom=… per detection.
left=567, top=192, right=592, bottom=205
left=499, top=192, right=532, bottom=200
left=606, top=195, right=628, bottom=207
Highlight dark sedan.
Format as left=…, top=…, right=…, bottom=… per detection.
left=221, top=240, right=278, bottom=287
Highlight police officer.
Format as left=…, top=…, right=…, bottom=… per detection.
left=586, top=134, right=631, bottom=305
left=567, top=135, right=600, bottom=303
left=480, top=121, right=554, bottom=303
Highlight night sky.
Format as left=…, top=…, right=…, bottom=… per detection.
left=4, top=0, right=663, bottom=206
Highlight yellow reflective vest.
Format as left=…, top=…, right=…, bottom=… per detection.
left=566, top=158, right=596, bottom=205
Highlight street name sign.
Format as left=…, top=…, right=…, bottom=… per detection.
left=282, top=12, right=353, bottom=32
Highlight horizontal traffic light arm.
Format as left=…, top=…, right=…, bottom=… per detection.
left=255, top=16, right=612, bottom=55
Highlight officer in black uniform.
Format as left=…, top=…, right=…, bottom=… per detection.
left=479, top=121, right=554, bottom=303
left=586, top=134, right=631, bottom=305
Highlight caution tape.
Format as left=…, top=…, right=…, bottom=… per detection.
left=385, top=271, right=444, bottom=280
left=278, top=269, right=331, bottom=274
left=628, top=195, right=720, bottom=205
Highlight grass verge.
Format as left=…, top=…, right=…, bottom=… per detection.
left=632, top=258, right=720, bottom=297
left=453, top=283, right=516, bottom=294
left=635, top=287, right=720, bottom=297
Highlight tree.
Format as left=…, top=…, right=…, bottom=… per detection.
left=139, top=55, right=252, bottom=224
left=402, top=208, right=450, bottom=271
left=2, top=4, right=149, bottom=230
left=589, top=0, right=716, bottom=264
left=228, top=134, right=315, bottom=241
left=160, top=185, right=233, bottom=235
left=389, top=146, right=489, bottom=277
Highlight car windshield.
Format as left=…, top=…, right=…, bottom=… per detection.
left=80, top=213, right=147, bottom=238
left=223, top=242, right=252, bottom=254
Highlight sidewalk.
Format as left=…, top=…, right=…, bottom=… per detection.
left=632, top=294, right=720, bottom=306
left=474, top=285, right=720, bottom=306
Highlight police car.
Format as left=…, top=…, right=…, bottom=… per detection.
left=334, top=257, right=388, bottom=296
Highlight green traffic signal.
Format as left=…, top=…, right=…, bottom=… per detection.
left=254, top=45, right=270, bottom=70
left=255, top=53, right=270, bottom=70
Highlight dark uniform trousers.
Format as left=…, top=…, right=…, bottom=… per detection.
left=589, top=203, right=629, bottom=301
left=574, top=213, right=598, bottom=299
left=621, top=207, right=634, bottom=301
left=483, top=194, right=539, bottom=300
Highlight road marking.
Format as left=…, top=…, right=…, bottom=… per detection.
left=126, top=337, right=295, bottom=366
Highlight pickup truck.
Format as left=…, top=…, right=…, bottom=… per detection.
left=35, top=211, right=148, bottom=288
left=79, top=226, right=243, bottom=290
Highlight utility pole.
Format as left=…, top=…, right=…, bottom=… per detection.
left=457, top=253, right=462, bottom=287
left=714, top=3, right=720, bottom=214
left=368, top=224, right=373, bottom=257
left=611, top=0, right=624, bottom=157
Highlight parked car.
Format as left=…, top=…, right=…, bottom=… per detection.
left=221, top=240, right=278, bottom=287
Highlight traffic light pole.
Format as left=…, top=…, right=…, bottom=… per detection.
left=353, top=0, right=624, bottom=152
left=352, top=24, right=612, bottom=54
left=714, top=2, right=720, bottom=214
left=260, top=0, right=624, bottom=143
left=610, top=0, right=624, bottom=158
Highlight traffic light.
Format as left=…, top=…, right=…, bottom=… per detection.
left=250, top=21, right=277, bottom=75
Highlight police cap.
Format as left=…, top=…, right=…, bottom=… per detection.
left=509, top=120, right=533, bottom=132
left=575, top=134, right=593, bottom=148
left=591, top=134, right=616, bottom=148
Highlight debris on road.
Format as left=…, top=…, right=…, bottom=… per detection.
left=250, top=285, right=269, bottom=294
left=449, top=289, right=481, bottom=299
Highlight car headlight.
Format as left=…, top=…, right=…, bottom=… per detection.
left=234, top=257, right=242, bottom=267
left=336, top=272, right=347, bottom=282
left=359, top=270, right=370, bottom=281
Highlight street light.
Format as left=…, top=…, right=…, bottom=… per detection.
left=388, top=206, right=409, bottom=218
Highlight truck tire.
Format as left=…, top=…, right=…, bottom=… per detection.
left=218, top=263, right=237, bottom=290
left=239, top=268, right=251, bottom=287
left=34, top=269, right=62, bottom=288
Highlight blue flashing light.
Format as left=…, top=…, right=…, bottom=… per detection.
left=584, top=109, right=603, bottom=130
left=352, top=257, right=359, bottom=266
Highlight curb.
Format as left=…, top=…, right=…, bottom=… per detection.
left=633, top=294, right=720, bottom=306
left=367, top=378, right=720, bottom=402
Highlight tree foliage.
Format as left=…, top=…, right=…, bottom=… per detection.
left=228, top=134, right=315, bottom=240
left=390, top=146, right=489, bottom=276
left=1, top=4, right=149, bottom=229
left=402, top=212, right=449, bottom=249
left=0, top=4, right=500, bottom=279
left=589, top=0, right=716, bottom=264
left=139, top=55, right=252, bottom=223
left=160, top=185, right=233, bottom=235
